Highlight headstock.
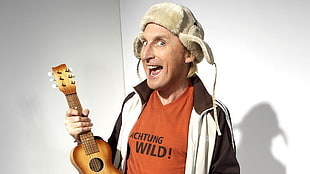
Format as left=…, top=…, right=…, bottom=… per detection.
left=49, top=64, right=76, bottom=95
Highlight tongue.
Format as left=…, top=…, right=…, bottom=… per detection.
left=150, top=68, right=161, bottom=76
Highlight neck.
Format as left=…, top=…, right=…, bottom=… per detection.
left=157, top=79, right=191, bottom=105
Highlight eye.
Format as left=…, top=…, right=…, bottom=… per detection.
left=157, top=41, right=165, bottom=46
left=141, top=40, right=148, bottom=46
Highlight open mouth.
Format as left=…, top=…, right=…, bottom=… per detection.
left=148, top=65, right=163, bottom=78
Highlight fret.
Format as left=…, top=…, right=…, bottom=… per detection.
left=83, top=137, right=98, bottom=154
left=80, top=132, right=99, bottom=155
left=66, top=93, right=83, bottom=114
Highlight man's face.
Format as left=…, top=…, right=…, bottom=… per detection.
left=140, top=23, right=194, bottom=92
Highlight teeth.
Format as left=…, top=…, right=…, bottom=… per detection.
left=148, top=65, right=162, bottom=70
left=148, top=65, right=157, bottom=69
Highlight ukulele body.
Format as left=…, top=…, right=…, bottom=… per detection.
left=70, top=138, right=121, bottom=174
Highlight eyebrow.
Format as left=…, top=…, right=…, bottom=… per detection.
left=140, top=34, right=170, bottom=42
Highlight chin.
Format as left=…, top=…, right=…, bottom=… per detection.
left=146, top=79, right=161, bottom=90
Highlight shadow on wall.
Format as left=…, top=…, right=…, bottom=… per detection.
left=235, top=102, right=286, bottom=174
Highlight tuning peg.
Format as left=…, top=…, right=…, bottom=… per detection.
left=49, top=78, right=56, bottom=82
left=51, top=84, right=58, bottom=88
left=48, top=72, right=54, bottom=77
left=68, top=74, right=75, bottom=78
left=66, top=67, right=73, bottom=72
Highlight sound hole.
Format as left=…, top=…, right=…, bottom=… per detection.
left=89, top=157, right=104, bottom=172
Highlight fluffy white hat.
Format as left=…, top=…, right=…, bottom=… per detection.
left=133, top=2, right=214, bottom=65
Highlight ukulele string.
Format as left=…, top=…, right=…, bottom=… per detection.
left=85, top=138, right=104, bottom=174
left=88, top=153, right=104, bottom=174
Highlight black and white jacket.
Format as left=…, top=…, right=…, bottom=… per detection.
left=108, top=75, right=240, bottom=174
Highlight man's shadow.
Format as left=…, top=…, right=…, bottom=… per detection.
left=235, top=102, right=286, bottom=174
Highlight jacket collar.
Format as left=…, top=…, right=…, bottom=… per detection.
left=133, top=74, right=213, bottom=115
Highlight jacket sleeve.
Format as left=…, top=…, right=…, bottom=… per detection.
left=108, top=111, right=122, bottom=162
left=108, top=92, right=136, bottom=161
left=209, top=104, right=240, bottom=174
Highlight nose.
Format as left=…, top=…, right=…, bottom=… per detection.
left=140, top=43, right=155, bottom=62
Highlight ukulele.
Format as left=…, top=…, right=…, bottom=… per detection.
left=50, top=64, right=121, bottom=174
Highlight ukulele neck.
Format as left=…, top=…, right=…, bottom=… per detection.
left=66, top=93, right=83, bottom=114
left=65, top=93, right=99, bottom=154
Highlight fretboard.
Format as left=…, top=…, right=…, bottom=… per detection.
left=65, top=93, right=99, bottom=155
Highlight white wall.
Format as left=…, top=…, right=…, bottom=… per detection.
left=120, top=0, right=310, bottom=174
left=1, top=0, right=309, bottom=173
left=0, top=0, right=124, bottom=173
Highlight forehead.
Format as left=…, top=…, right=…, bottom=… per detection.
left=142, top=23, right=176, bottom=39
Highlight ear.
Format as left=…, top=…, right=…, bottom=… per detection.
left=184, top=51, right=195, bottom=64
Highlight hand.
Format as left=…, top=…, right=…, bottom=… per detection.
left=64, top=108, right=93, bottom=142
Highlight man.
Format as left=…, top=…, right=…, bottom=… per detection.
left=65, top=2, right=240, bottom=174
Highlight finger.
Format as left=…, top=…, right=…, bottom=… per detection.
left=72, top=116, right=92, bottom=123
left=73, top=120, right=93, bottom=128
left=64, top=116, right=92, bottom=128
left=65, top=120, right=93, bottom=137
left=82, top=109, right=90, bottom=117
left=65, top=115, right=93, bottom=127
left=66, top=108, right=80, bottom=117
left=71, top=127, right=93, bottom=140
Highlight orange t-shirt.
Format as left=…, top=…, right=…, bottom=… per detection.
left=126, top=85, right=194, bottom=174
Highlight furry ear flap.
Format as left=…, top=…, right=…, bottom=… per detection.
left=133, top=32, right=143, bottom=59
left=179, top=33, right=214, bottom=65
